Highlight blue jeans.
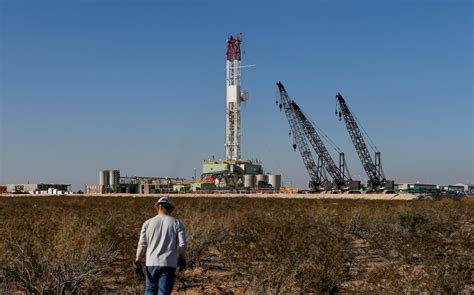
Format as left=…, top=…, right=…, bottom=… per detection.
left=145, top=266, right=176, bottom=295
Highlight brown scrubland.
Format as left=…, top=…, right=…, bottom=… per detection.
left=0, top=196, right=472, bottom=294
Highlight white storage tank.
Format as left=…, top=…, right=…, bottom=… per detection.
left=109, top=170, right=120, bottom=193
left=99, top=171, right=104, bottom=185
left=243, top=174, right=256, bottom=188
left=256, top=174, right=268, bottom=187
left=268, top=174, right=282, bottom=192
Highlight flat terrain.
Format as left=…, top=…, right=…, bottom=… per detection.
left=2, top=192, right=418, bottom=200
left=1, top=196, right=472, bottom=294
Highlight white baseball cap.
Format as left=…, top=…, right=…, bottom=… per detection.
left=155, top=197, right=174, bottom=208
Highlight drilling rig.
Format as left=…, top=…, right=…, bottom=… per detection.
left=199, top=34, right=275, bottom=193
left=335, top=92, right=391, bottom=191
left=276, top=82, right=352, bottom=191
left=225, top=34, right=247, bottom=161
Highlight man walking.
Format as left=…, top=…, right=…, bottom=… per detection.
left=136, top=197, right=187, bottom=295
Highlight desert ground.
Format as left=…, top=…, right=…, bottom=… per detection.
left=1, top=196, right=472, bottom=294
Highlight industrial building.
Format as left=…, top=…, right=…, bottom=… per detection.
left=85, top=170, right=186, bottom=194
left=200, top=160, right=281, bottom=192
left=395, top=183, right=474, bottom=195
left=6, top=183, right=71, bottom=194
left=438, top=184, right=465, bottom=194
left=396, top=183, right=439, bottom=194
left=455, top=183, right=474, bottom=194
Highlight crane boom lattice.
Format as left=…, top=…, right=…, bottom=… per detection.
left=292, top=103, right=351, bottom=189
left=276, top=82, right=326, bottom=190
left=336, top=92, right=386, bottom=189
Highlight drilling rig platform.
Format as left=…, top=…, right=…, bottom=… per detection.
left=197, top=34, right=281, bottom=193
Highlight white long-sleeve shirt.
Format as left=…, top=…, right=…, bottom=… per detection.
left=136, top=214, right=187, bottom=267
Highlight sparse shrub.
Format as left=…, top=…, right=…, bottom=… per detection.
left=423, top=254, right=472, bottom=294
left=398, top=209, right=427, bottom=232
left=346, top=208, right=366, bottom=238
left=1, top=215, right=117, bottom=293
left=0, top=196, right=472, bottom=293
left=224, top=204, right=352, bottom=293
left=363, top=263, right=430, bottom=293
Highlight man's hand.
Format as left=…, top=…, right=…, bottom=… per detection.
left=134, top=260, right=144, bottom=277
left=178, top=258, right=187, bottom=271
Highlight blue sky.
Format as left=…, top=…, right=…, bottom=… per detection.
left=1, top=0, right=472, bottom=190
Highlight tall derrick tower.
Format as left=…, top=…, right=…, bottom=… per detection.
left=225, top=34, right=247, bottom=161
left=199, top=34, right=275, bottom=192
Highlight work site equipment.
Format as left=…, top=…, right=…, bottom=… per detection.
left=276, top=82, right=352, bottom=191
left=335, top=93, right=387, bottom=191
left=276, top=82, right=326, bottom=190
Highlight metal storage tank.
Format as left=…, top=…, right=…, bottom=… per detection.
left=99, top=170, right=109, bottom=185
left=99, top=171, right=104, bottom=185
left=109, top=170, right=120, bottom=193
left=268, top=174, right=282, bottom=192
left=256, top=174, right=268, bottom=187
left=99, top=170, right=110, bottom=186
left=243, top=174, right=256, bottom=188
left=114, top=170, right=120, bottom=186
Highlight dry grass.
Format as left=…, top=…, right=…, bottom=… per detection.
left=0, top=196, right=472, bottom=293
